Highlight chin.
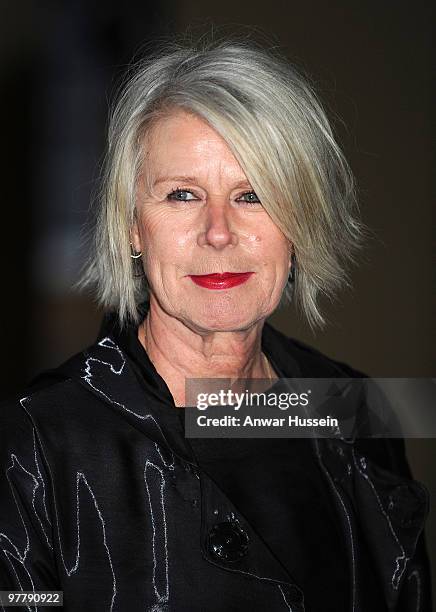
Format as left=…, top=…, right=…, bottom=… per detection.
left=183, top=297, right=264, bottom=332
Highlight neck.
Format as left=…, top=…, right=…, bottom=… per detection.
left=138, top=299, right=277, bottom=407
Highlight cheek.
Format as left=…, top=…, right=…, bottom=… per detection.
left=251, top=229, right=290, bottom=265
left=141, top=217, right=192, bottom=273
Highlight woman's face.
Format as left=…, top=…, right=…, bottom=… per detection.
left=131, top=109, right=292, bottom=333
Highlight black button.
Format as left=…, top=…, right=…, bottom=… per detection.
left=208, top=520, right=250, bottom=562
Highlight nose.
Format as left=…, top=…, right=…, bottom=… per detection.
left=197, top=200, right=238, bottom=250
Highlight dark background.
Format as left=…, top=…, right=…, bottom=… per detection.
left=1, top=0, right=434, bottom=596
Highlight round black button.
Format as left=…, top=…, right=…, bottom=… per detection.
left=208, top=520, right=250, bottom=562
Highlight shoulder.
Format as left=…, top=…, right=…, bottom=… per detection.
left=0, top=378, right=87, bottom=447
left=0, top=346, right=102, bottom=434
left=0, top=343, right=131, bottom=469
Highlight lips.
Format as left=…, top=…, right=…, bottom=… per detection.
left=188, top=272, right=254, bottom=290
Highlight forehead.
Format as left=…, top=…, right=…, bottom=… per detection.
left=143, top=109, right=242, bottom=175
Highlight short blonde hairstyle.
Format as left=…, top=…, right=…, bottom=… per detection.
left=76, top=33, right=366, bottom=330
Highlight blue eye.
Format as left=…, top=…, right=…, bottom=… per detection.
left=167, top=189, right=197, bottom=202
left=238, top=191, right=261, bottom=206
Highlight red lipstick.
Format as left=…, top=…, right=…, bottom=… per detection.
left=188, top=272, right=254, bottom=290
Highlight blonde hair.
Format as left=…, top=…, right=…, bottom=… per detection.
left=76, top=33, right=367, bottom=330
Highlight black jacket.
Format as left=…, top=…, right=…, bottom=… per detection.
left=0, top=317, right=432, bottom=611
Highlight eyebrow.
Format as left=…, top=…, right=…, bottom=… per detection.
left=153, top=175, right=197, bottom=185
left=153, top=175, right=253, bottom=189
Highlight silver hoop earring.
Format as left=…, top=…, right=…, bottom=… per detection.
left=130, top=242, right=142, bottom=259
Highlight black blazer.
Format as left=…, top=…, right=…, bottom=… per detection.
left=0, top=318, right=432, bottom=611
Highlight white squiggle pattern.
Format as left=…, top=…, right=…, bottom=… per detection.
left=1, top=395, right=59, bottom=611
left=144, top=460, right=169, bottom=606
left=154, top=443, right=175, bottom=471
left=313, top=438, right=356, bottom=612
left=82, top=337, right=170, bottom=445
left=277, top=584, right=294, bottom=611
left=7, top=453, right=52, bottom=551
left=352, top=448, right=410, bottom=590
left=9, top=399, right=118, bottom=612
left=2, top=550, right=35, bottom=612
left=407, top=568, right=421, bottom=612
left=31, top=425, right=52, bottom=529
left=53, top=470, right=118, bottom=610
left=1, top=450, right=41, bottom=612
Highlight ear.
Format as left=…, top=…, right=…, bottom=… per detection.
left=129, top=213, right=142, bottom=253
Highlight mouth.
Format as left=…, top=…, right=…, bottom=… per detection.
left=187, top=272, right=254, bottom=290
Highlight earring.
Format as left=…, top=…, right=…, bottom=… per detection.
left=130, top=242, right=142, bottom=259
left=289, top=253, right=296, bottom=284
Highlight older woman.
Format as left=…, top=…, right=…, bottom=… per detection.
left=0, top=37, right=431, bottom=611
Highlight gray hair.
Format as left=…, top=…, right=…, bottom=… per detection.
left=76, top=33, right=367, bottom=330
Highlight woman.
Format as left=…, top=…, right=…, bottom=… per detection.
left=0, top=36, right=431, bottom=611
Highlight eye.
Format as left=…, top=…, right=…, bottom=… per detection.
left=167, top=188, right=198, bottom=202
left=236, top=191, right=262, bottom=206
